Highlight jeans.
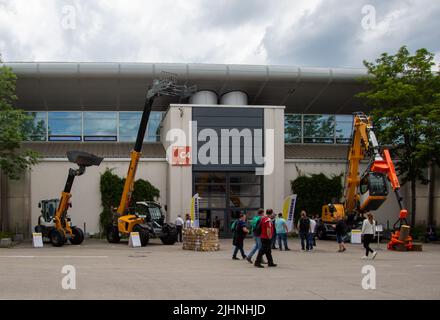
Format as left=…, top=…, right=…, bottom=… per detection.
left=363, top=234, right=374, bottom=256
left=176, top=225, right=183, bottom=242
left=277, top=233, right=289, bottom=250
left=255, top=238, right=274, bottom=265
left=300, top=232, right=311, bottom=250
left=308, top=232, right=314, bottom=248
left=233, top=243, right=246, bottom=258
left=271, top=232, right=277, bottom=248
left=248, top=236, right=262, bottom=258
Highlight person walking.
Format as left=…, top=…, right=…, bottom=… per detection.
left=271, top=212, right=278, bottom=249
left=246, top=209, right=266, bottom=264
left=309, top=215, right=317, bottom=250
left=254, top=209, right=277, bottom=268
left=361, top=212, right=377, bottom=259
left=175, top=214, right=184, bottom=242
left=232, top=213, right=249, bottom=260
left=275, top=213, right=290, bottom=251
left=335, top=217, right=347, bottom=252
left=297, top=211, right=311, bottom=252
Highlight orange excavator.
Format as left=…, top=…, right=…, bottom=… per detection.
left=321, top=112, right=413, bottom=250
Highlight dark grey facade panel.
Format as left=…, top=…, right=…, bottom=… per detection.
left=192, top=107, right=264, bottom=170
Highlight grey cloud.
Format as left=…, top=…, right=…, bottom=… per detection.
left=261, top=0, right=440, bottom=67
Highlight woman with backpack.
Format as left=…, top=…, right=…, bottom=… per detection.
left=361, top=212, right=377, bottom=259
left=232, top=213, right=249, bottom=260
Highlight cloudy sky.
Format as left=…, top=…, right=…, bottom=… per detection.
left=0, top=0, right=439, bottom=67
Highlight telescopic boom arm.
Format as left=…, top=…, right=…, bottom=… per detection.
left=116, top=74, right=196, bottom=216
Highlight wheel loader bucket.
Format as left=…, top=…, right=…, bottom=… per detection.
left=66, top=151, right=103, bottom=167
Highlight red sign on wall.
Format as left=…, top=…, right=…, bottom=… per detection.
left=172, top=146, right=191, bottom=166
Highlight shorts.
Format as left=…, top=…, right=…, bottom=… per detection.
left=336, top=234, right=344, bottom=244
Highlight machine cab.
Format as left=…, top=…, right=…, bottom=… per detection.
left=358, top=172, right=388, bottom=212
left=38, top=199, right=60, bottom=224
left=135, top=201, right=165, bottom=227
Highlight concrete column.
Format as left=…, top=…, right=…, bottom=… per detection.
left=161, top=106, right=193, bottom=223
left=263, top=107, right=285, bottom=214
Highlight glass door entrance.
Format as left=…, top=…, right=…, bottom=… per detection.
left=193, top=172, right=263, bottom=238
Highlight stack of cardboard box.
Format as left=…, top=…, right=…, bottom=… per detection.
left=182, top=228, right=220, bottom=251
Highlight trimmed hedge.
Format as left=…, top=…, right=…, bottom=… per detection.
left=291, top=172, right=343, bottom=219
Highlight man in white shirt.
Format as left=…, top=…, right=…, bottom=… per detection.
left=175, top=215, right=184, bottom=242
left=309, top=216, right=317, bottom=250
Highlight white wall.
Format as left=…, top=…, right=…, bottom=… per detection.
left=30, top=160, right=167, bottom=235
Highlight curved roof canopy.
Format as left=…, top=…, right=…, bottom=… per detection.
left=4, top=62, right=370, bottom=114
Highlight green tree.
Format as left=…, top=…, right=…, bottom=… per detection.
left=99, top=168, right=160, bottom=233
left=357, top=46, right=440, bottom=227
left=0, top=59, right=40, bottom=179
left=291, top=171, right=343, bottom=219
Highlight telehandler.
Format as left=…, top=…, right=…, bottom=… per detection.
left=35, top=151, right=103, bottom=247
left=106, top=74, right=196, bottom=246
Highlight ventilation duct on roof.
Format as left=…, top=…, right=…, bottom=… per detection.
left=220, top=91, right=248, bottom=105
left=189, top=90, right=218, bottom=105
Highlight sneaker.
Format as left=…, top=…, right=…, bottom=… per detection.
left=301, top=249, right=306, bottom=252
left=372, top=251, right=377, bottom=259
left=361, top=255, right=369, bottom=259
left=254, top=264, right=264, bottom=268
left=232, top=257, right=240, bottom=260
left=268, top=263, right=278, bottom=267
left=285, top=248, right=291, bottom=251
left=245, top=256, right=253, bottom=264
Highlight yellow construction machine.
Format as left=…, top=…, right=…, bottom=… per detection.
left=106, top=74, right=196, bottom=246
left=318, top=112, right=413, bottom=250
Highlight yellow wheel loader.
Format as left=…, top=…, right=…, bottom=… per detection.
left=35, top=151, right=103, bottom=247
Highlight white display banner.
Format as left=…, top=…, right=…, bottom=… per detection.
left=32, top=232, right=43, bottom=248
left=282, top=194, right=297, bottom=232
left=129, top=232, right=141, bottom=247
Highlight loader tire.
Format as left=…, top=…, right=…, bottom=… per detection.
left=160, top=224, right=177, bottom=245
left=106, top=225, right=121, bottom=243
left=69, top=227, right=84, bottom=245
left=50, top=229, right=66, bottom=247
left=133, top=224, right=149, bottom=246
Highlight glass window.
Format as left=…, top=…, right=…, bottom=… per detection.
left=303, top=115, right=335, bottom=144
left=119, top=111, right=163, bottom=142
left=335, top=115, right=353, bottom=144
left=83, top=112, right=117, bottom=141
left=119, top=112, right=142, bottom=142
left=48, top=112, right=82, bottom=141
left=285, top=114, right=302, bottom=143
left=23, top=112, right=47, bottom=141
left=146, top=112, right=164, bottom=142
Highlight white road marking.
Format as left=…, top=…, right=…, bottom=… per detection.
left=0, top=255, right=108, bottom=258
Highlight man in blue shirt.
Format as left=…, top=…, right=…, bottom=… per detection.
left=275, top=213, right=290, bottom=251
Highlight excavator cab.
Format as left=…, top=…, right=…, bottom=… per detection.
left=358, top=171, right=388, bottom=212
